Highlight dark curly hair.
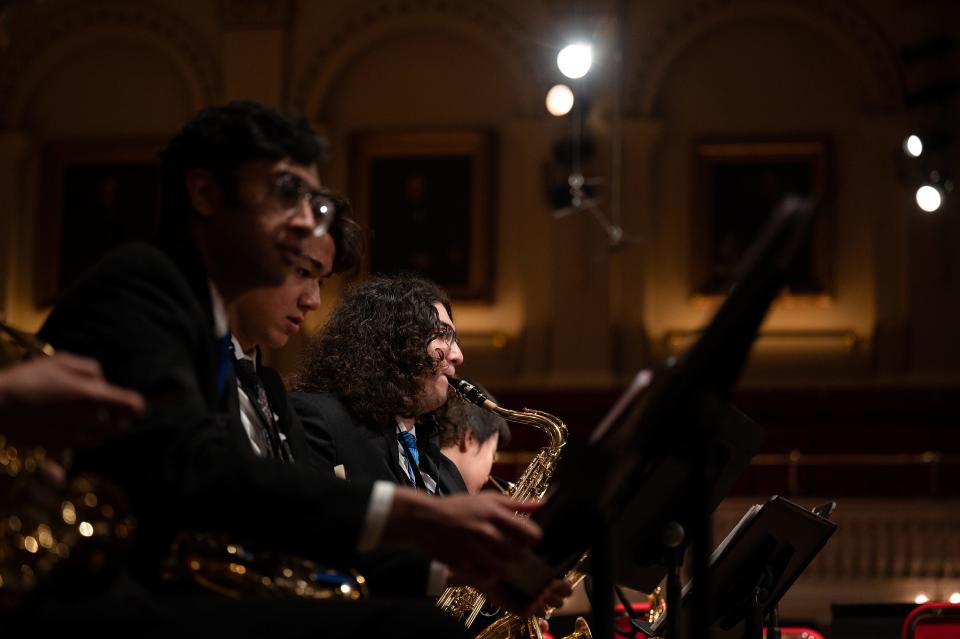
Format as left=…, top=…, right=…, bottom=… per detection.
left=295, top=274, right=454, bottom=425
left=324, top=193, right=363, bottom=276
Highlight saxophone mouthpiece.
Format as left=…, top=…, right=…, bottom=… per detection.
left=447, top=376, right=494, bottom=409
left=488, top=475, right=516, bottom=496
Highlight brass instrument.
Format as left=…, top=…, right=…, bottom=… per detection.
left=0, top=320, right=134, bottom=610
left=163, top=532, right=367, bottom=601
left=567, top=617, right=593, bottom=639
left=0, top=320, right=363, bottom=603
left=646, top=585, right=667, bottom=625
left=437, top=377, right=589, bottom=639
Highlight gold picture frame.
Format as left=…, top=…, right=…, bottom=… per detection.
left=691, top=137, right=832, bottom=303
left=36, top=138, right=163, bottom=305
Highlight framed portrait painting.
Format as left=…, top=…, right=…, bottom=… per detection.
left=350, top=131, right=496, bottom=300
left=692, top=138, right=832, bottom=301
left=36, top=138, right=163, bottom=305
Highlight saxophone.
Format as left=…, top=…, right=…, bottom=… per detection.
left=436, top=377, right=591, bottom=639
left=162, top=531, right=367, bottom=601
left=0, top=320, right=363, bottom=603
left=0, top=321, right=135, bottom=610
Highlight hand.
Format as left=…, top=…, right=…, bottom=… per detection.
left=464, top=575, right=572, bottom=620
left=0, top=353, right=145, bottom=448
left=388, top=490, right=542, bottom=573
left=387, top=490, right=572, bottom=615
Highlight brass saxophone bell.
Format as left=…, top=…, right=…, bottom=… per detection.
left=565, top=617, right=593, bottom=639
left=437, top=376, right=585, bottom=639
left=162, top=532, right=368, bottom=601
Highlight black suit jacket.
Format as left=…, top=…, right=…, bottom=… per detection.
left=290, top=391, right=467, bottom=495
left=290, top=391, right=467, bottom=597
left=39, top=240, right=373, bottom=580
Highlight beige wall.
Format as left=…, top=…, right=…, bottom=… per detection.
left=1, top=0, right=958, bottom=388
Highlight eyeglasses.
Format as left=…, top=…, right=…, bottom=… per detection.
left=270, top=171, right=335, bottom=237
left=436, top=324, right=461, bottom=349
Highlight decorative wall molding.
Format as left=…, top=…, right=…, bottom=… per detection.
left=291, top=0, right=544, bottom=120
left=0, top=1, right=223, bottom=128
left=627, top=0, right=903, bottom=116
left=218, top=0, right=293, bottom=30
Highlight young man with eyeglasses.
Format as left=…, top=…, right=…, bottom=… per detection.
left=34, top=102, right=569, bottom=636
left=290, top=275, right=482, bottom=599
left=292, top=274, right=468, bottom=496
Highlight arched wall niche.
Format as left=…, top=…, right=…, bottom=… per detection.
left=289, top=3, right=564, bottom=382
left=0, top=1, right=223, bottom=131
left=301, top=25, right=549, bottom=347
left=316, top=28, right=525, bottom=127
left=0, top=1, right=222, bottom=331
left=627, top=0, right=902, bottom=118
left=292, top=0, right=544, bottom=121
left=615, top=6, right=901, bottom=382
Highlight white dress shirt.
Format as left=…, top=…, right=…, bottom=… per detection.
left=206, top=280, right=397, bottom=556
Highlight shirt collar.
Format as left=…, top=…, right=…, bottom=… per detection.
left=230, top=334, right=258, bottom=369
left=208, top=279, right=229, bottom=338
left=395, top=416, right=416, bottom=438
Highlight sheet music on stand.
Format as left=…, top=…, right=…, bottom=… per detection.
left=640, top=495, right=838, bottom=639
left=498, top=195, right=818, bottom=639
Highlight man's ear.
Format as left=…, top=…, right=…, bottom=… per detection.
left=460, top=431, right=477, bottom=453
left=185, top=168, right=221, bottom=217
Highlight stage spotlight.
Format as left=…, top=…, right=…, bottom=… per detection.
left=916, top=184, right=943, bottom=213
left=915, top=593, right=930, bottom=604
left=950, top=592, right=960, bottom=604
left=557, top=43, right=592, bottom=79
left=545, top=84, right=574, bottom=116
left=903, top=134, right=923, bottom=157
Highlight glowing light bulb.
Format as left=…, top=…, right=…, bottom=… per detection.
left=916, top=185, right=943, bottom=213
left=557, top=43, right=592, bottom=79
left=915, top=593, right=930, bottom=604
left=904, top=134, right=923, bottom=158
left=949, top=592, right=960, bottom=604
left=545, top=84, right=574, bottom=116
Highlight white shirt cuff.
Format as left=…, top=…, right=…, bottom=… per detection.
left=426, top=560, right=450, bottom=596
left=356, top=480, right=395, bottom=552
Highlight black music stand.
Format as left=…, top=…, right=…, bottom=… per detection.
left=639, top=496, right=838, bottom=639
left=501, top=195, right=817, bottom=639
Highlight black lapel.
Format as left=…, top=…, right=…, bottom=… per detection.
left=379, top=424, right=408, bottom=485
left=416, top=416, right=465, bottom=495
left=260, top=365, right=302, bottom=450
left=235, top=349, right=276, bottom=429
left=158, top=232, right=221, bottom=406
left=258, top=363, right=287, bottom=425
left=220, top=364, right=241, bottom=422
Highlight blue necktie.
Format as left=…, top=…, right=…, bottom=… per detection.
left=215, top=334, right=233, bottom=399
left=397, top=430, right=420, bottom=485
